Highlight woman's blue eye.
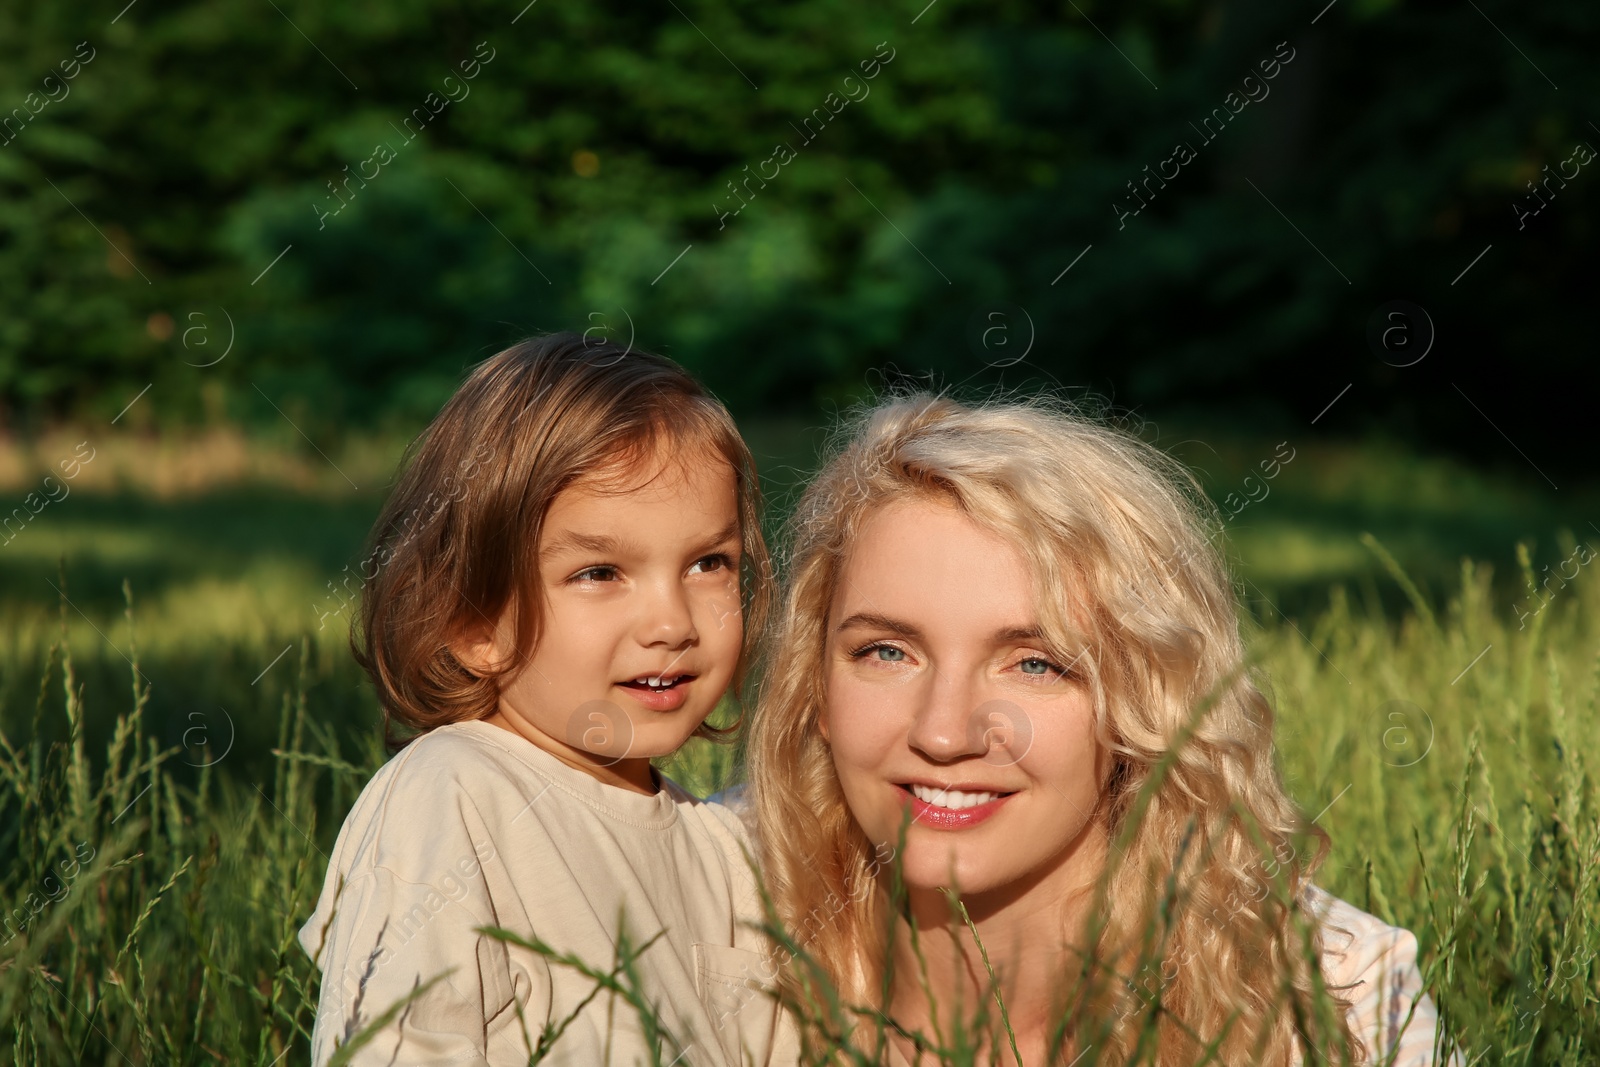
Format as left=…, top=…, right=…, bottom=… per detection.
left=1019, top=657, right=1058, bottom=675
left=875, top=647, right=906, bottom=662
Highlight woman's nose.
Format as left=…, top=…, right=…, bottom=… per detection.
left=905, top=670, right=988, bottom=763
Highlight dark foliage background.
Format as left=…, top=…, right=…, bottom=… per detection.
left=1, top=0, right=1592, bottom=480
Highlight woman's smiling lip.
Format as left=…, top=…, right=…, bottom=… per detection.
left=896, top=781, right=1018, bottom=831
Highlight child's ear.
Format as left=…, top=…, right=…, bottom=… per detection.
left=451, top=619, right=508, bottom=677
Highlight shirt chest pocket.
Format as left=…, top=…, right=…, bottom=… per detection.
left=691, top=942, right=779, bottom=1067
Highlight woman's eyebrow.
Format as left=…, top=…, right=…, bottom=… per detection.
left=833, top=617, right=1049, bottom=642
left=834, top=611, right=921, bottom=638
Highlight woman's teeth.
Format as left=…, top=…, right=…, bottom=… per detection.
left=908, top=784, right=1004, bottom=810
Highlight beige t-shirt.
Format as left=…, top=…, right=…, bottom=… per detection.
left=298, top=719, right=783, bottom=1067
left=1307, top=885, right=1460, bottom=1067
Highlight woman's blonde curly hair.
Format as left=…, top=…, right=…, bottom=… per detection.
left=747, top=392, right=1359, bottom=1065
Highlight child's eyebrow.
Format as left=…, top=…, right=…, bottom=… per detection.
left=538, top=520, right=739, bottom=561
left=540, top=531, right=624, bottom=559
left=690, top=519, right=742, bottom=555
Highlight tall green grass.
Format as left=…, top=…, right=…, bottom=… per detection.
left=1, top=532, right=1596, bottom=1064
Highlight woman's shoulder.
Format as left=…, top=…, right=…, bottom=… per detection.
left=1303, top=885, right=1458, bottom=1067
left=1305, top=884, right=1419, bottom=978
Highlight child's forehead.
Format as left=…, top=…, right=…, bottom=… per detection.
left=567, top=441, right=736, bottom=498
left=536, top=445, right=740, bottom=551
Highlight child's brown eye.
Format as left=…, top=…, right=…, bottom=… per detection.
left=573, top=566, right=619, bottom=582
left=691, top=553, right=734, bottom=574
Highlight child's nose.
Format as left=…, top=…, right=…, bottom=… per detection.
left=638, top=579, right=697, bottom=649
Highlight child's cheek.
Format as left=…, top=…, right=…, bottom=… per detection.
left=707, top=593, right=741, bottom=635
left=700, top=586, right=744, bottom=670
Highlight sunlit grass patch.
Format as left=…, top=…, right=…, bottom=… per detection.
left=1, top=540, right=1595, bottom=1063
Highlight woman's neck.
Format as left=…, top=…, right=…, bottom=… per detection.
left=886, top=824, right=1109, bottom=1066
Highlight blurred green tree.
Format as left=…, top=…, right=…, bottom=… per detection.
left=0, top=0, right=1592, bottom=473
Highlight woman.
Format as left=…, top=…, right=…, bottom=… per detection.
left=745, top=394, right=1452, bottom=1066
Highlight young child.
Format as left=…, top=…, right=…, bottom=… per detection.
left=299, top=334, right=784, bottom=1066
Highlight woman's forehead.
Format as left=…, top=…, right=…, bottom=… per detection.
left=833, top=495, right=1097, bottom=642
left=833, top=500, right=1032, bottom=625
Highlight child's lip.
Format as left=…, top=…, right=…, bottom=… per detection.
left=616, top=676, right=694, bottom=712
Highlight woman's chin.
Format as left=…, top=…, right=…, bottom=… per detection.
left=898, top=851, right=1012, bottom=898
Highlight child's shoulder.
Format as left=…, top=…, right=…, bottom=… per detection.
left=701, top=781, right=759, bottom=845
left=662, top=777, right=756, bottom=850
left=361, top=720, right=531, bottom=804
left=674, top=781, right=767, bottom=889
left=331, top=720, right=544, bottom=870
